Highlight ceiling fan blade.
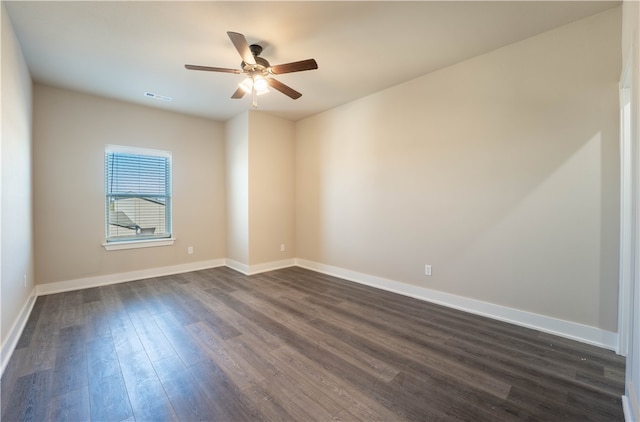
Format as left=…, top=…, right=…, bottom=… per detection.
left=268, top=78, right=302, bottom=100
left=185, top=64, right=241, bottom=74
left=227, top=31, right=256, bottom=65
left=270, top=59, right=318, bottom=74
left=231, top=86, right=246, bottom=99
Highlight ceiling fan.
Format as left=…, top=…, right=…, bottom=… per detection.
left=185, top=31, right=318, bottom=108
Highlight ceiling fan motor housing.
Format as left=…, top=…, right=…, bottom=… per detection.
left=242, top=50, right=271, bottom=75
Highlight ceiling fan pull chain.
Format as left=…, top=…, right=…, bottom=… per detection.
left=252, top=86, right=258, bottom=108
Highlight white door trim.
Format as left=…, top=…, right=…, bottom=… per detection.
left=618, top=51, right=633, bottom=356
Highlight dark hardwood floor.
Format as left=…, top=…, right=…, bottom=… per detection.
left=1, top=266, right=625, bottom=421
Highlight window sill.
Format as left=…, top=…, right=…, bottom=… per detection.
left=102, top=237, right=176, bottom=251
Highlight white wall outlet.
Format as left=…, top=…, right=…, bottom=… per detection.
left=280, top=244, right=286, bottom=252
left=23, top=274, right=27, bottom=288
left=425, top=265, right=432, bottom=276
left=187, top=246, right=194, bottom=255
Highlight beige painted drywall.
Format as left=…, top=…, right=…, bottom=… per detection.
left=1, top=4, right=34, bottom=349
left=32, top=85, right=226, bottom=285
left=622, top=0, right=638, bottom=59
left=248, top=111, right=295, bottom=265
left=225, top=111, right=296, bottom=268
left=225, top=112, right=250, bottom=265
left=296, top=8, right=621, bottom=331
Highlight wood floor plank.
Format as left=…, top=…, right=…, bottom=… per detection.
left=14, top=298, right=46, bottom=350
left=155, top=285, right=202, bottom=325
left=257, top=363, right=339, bottom=421
left=270, top=343, right=402, bottom=421
left=280, top=308, right=401, bottom=383
left=234, top=288, right=402, bottom=383
left=108, top=314, right=146, bottom=359
left=115, top=285, right=149, bottom=315
left=187, top=358, right=265, bottom=421
left=18, top=295, right=63, bottom=376
left=127, top=308, right=176, bottom=362
left=180, top=270, right=238, bottom=293
left=1, top=347, right=28, bottom=417
left=444, top=334, right=621, bottom=408
left=82, top=286, right=102, bottom=303
left=46, top=386, right=91, bottom=421
left=118, top=349, right=178, bottom=421
left=241, top=382, right=302, bottom=422
left=224, top=335, right=281, bottom=381
left=131, top=281, right=177, bottom=316
left=0, top=266, right=626, bottom=421
left=311, top=313, right=513, bottom=401
left=506, top=385, right=609, bottom=422
left=172, top=284, right=242, bottom=340
left=386, top=369, right=527, bottom=422
left=57, top=290, right=84, bottom=329
left=218, top=293, right=379, bottom=388
left=81, top=300, right=112, bottom=343
left=1, top=369, right=52, bottom=422
left=313, top=279, right=622, bottom=409
left=152, top=354, right=222, bottom=421
left=152, top=310, right=209, bottom=367
left=50, top=324, right=87, bottom=395
left=200, top=288, right=284, bottom=351
left=86, top=336, right=133, bottom=421
left=321, top=323, right=517, bottom=420
left=185, top=321, right=262, bottom=389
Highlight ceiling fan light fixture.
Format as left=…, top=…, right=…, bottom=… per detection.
left=253, top=75, right=268, bottom=92
left=239, top=77, right=253, bottom=94
left=238, top=76, right=269, bottom=96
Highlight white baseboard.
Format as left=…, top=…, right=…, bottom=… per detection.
left=225, top=259, right=250, bottom=274
left=36, top=259, right=226, bottom=296
left=225, top=258, right=296, bottom=275
left=623, top=382, right=640, bottom=422
left=1, top=288, right=36, bottom=377
left=622, top=395, right=631, bottom=422
left=295, top=259, right=619, bottom=351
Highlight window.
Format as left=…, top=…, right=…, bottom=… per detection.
left=104, top=145, right=173, bottom=249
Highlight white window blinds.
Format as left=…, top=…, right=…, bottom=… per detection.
left=105, top=145, right=172, bottom=242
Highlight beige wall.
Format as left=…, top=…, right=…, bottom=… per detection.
left=248, top=111, right=296, bottom=265
left=1, top=3, right=34, bottom=349
left=225, top=111, right=296, bottom=268
left=32, top=85, right=226, bottom=285
left=225, top=112, right=249, bottom=265
left=296, top=8, right=621, bottom=331
left=622, top=0, right=638, bottom=58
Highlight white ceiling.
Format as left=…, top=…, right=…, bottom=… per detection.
left=4, top=1, right=620, bottom=122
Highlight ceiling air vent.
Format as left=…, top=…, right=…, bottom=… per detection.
left=144, top=92, right=172, bottom=102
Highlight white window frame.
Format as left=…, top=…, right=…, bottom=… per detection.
left=102, top=145, right=175, bottom=251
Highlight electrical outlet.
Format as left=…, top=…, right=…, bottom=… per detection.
left=425, top=265, right=432, bottom=276
left=280, top=244, right=286, bottom=252
left=187, top=246, right=194, bottom=255
left=23, top=274, right=27, bottom=288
